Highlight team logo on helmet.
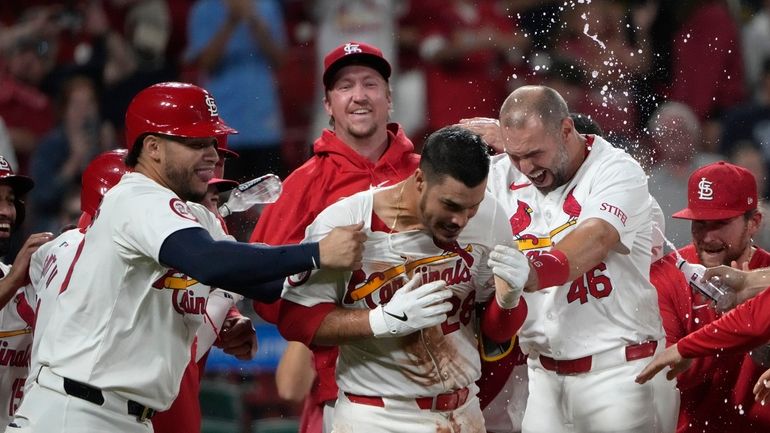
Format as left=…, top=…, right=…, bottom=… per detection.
left=169, top=198, right=199, bottom=222
left=343, top=43, right=362, bottom=55
left=204, top=94, right=219, bottom=117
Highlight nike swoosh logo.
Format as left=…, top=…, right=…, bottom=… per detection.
left=510, top=182, right=532, bottom=191
left=692, top=304, right=710, bottom=310
left=384, top=309, right=408, bottom=322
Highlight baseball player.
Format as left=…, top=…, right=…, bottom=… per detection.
left=486, top=85, right=664, bottom=433
left=645, top=161, right=770, bottom=432
left=470, top=112, right=611, bottom=433
left=279, top=126, right=528, bottom=432
left=250, top=41, right=420, bottom=433
left=8, top=82, right=364, bottom=433
left=0, top=156, right=53, bottom=428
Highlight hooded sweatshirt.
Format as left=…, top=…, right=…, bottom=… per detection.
left=250, top=123, right=419, bottom=408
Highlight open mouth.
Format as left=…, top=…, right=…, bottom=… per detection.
left=529, top=169, right=548, bottom=185
left=0, top=222, right=11, bottom=237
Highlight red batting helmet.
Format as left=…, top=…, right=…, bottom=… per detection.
left=81, top=149, right=131, bottom=220
left=124, top=82, right=238, bottom=151
left=0, top=155, right=34, bottom=228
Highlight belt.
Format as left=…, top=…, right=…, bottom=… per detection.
left=345, top=387, right=470, bottom=412
left=37, top=367, right=156, bottom=422
left=539, top=341, right=658, bottom=375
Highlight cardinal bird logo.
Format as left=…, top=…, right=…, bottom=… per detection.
left=510, top=200, right=540, bottom=245
left=563, top=187, right=582, bottom=220
left=510, top=200, right=533, bottom=235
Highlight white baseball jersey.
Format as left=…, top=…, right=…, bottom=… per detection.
left=24, top=227, right=84, bottom=397
left=0, top=262, right=34, bottom=427
left=487, top=135, right=663, bottom=359
left=282, top=187, right=514, bottom=398
left=35, top=173, right=226, bottom=411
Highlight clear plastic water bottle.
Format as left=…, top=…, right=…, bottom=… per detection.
left=676, top=258, right=734, bottom=308
left=218, top=174, right=282, bottom=217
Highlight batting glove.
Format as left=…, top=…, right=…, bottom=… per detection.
left=369, top=274, right=453, bottom=338
left=488, top=245, right=529, bottom=308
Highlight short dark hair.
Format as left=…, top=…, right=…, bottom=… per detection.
left=570, top=113, right=603, bottom=135
left=124, top=133, right=146, bottom=167
left=420, top=126, right=490, bottom=188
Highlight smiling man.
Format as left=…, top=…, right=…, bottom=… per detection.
left=249, top=41, right=420, bottom=433
left=485, top=85, right=664, bottom=433
left=9, top=82, right=365, bottom=433
left=648, top=161, right=770, bottom=433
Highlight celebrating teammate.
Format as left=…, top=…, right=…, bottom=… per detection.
left=9, top=82, right=364, bottom=432
left=644, top=161, right=770, bottom=431
left=250, top=41, right=420, bottom=432
left=277, top=126, right=527, bottom=432
left=486, top=85, right=664, bottom=433
left=0, top=156, right=52, bottom=427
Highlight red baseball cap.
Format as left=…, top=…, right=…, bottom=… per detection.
left=208, top=178, right=238, bottom=193
left=322, top=41, right=391, bottom=89
left=672, top=161, right=757, bottom=221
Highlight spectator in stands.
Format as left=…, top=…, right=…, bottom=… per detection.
left=29, top=75, right=114, bottom=233
left=647, top=101, right=722, bottom=246
left=185, top=0, right=287, bottom=181
left=721, top=57, right=770, bottom=189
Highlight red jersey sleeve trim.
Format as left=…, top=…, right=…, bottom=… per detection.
left=277, top=300, right=336, bottom=346
left=481, top=296, right=527, bottom=343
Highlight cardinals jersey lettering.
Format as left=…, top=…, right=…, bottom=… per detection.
left=487, top=135, right=663, bottom=359
left=282, top=188, right=514, bottom=398
left=24, top=228, right=84, bottom=397
left=35, top=173, right=226, bottom=411
left=0, top=262, right=35, bottom=427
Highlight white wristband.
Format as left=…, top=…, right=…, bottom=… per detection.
left=368, top=306, right=392, bottom=338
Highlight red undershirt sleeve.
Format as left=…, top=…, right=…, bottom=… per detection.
left=481, top=296, right=528, bottom=343
left=678, top=288, right=770, bottom=358
left=277, top=299, right=336, bottom=346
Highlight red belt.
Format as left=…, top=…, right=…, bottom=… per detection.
left=539, top=341, right=658, bottom=375
left=345, top=387, right=470, bottom=412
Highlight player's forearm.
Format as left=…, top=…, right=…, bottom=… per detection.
left=678, top=290, right=770, bottom=358
left=550, top=218, right=620, bottom=281
left=160, top=228, right=319, bottom=300
left=312, top=308, right=373, bottom=346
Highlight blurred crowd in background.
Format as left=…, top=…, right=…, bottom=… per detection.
left=1, top=0, right=769, bottom=431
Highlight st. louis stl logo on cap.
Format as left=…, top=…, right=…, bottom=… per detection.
left=0, top=156, right=9, bottom=172
left=344, top=43, right=362, bottom=55
left=697, top=177, right=714, bottom=201
left=204, top=94, right=218, bottom=117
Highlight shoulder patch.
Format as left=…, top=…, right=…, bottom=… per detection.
left=169, top=198, right=199, bottom=222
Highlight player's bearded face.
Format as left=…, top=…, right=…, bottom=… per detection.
left=418, top=177, right=485, bottom=243
left=0, top=186, right=16, bottom=256
left=162, top=139, right=217, bottom=202
left=693, top=216, right=753, bottom=268
left=504, top=122, right=571, bottom=193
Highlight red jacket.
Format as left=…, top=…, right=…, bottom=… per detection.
left=250, top=124, right=420, bottom=421
left=652, top=245, right=770, bottom=432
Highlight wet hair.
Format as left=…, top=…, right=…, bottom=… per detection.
left=500, top=86, right=570, bottom=135
left=420, top=126, right=490, bottom=188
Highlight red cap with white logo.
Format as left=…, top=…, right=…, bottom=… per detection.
left=673, top=161, right=757, bottom=220
left=0, top=155, right=33, bottom=195
left=322, top=41, right=391, bottom=89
